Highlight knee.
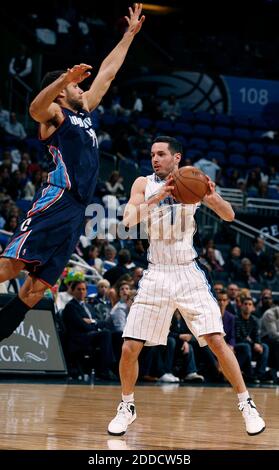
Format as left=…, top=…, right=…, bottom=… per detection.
left=20, top=283, right=46, bottom=307
left=121, top=340, right=142, bottom=362
left=206, top=333, right=227, bottom=355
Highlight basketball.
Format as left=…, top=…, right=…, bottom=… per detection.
left=172, top=166, right=209, bottom=204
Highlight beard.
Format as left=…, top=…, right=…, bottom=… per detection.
left=67, top=96, right=84, bottom=112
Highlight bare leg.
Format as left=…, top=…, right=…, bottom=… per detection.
left=119, top=339, right=144, bottom=395
left=19, top=275, right=48, bottom=307
left=205, top=333, right=246, bottom=393
left=0, top=258, right=25, bottom=283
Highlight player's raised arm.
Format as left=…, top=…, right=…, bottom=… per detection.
left=29, top=64, right=92, bottom=123
left=83, top=3, right=145, bottom=112
left=123, top=175, right=174, bottom=227
left=202, top=177, right=235, bottom=222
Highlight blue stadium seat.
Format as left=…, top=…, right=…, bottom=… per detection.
left=233, top=128, right=252, bottom=141
left=189, top=137, right=208, bottom=150
left=228, top=154, right=247, bottom=167
left=173, top=122, right=193, bottom=136
left=193, top=124, right=213, bottom=138
left=207, top=151, right=225, bottom=163
left=213, top=114, right=232, bottom=126
left=248, top=155, right=266, bottom=168
left=137, top=117, right=153, bottom=129
left=194, top=111, right=215, bottom=124
left=228, top=140, right=246, bottom=153
left=214, top=126, right=233, bottom=139
left=209, top=139, right=226, bottom=151
left=155, top=120, right=174, bottom=133
left=87, top=284, right=98, bottom=296
left=247, top=142, right=265, bottom=155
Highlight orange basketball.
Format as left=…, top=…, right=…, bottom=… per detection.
left=172, top=166, right=209, bottom=204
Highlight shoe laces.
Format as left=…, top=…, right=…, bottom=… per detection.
left=115, top=402, right=134, bottom=422
left=238, top=398, right=260, bottom=419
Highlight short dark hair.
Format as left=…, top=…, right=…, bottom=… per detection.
left=152, top=136, right=183, bottom=155
left=40, top=70, right=66, bottom=90
left=71, top=280, right=86, bottom=291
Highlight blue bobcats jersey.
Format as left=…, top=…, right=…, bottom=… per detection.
left=41, top=107, right=99, bottom=205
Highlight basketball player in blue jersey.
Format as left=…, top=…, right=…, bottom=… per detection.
left=0, top=4, right=145, bottom=341
left=108, top=136, right=265, bottom=437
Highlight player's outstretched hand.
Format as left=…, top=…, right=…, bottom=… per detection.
left=125, top=3, right=145, bottom=35
left=66, top=64, right=92, bottom=84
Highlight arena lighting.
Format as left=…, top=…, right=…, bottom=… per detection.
left=142, top=3, right=178, bottom=14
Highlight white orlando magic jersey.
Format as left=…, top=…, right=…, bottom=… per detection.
left=144, top=173, right=200, bottom=265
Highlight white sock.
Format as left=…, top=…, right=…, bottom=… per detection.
left=238, top=391, right=250, bottom=403
left=122, top=393, right=134, bottom=403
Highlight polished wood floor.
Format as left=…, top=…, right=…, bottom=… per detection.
left=0, top=383, right=278, bottom=450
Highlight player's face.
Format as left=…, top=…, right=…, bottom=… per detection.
left=65, top=83, right=84, bottom=111
left=151, top=142, right=180, bottom=179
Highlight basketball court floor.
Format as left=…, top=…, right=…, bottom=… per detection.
left=0, top=382, right=277, bottom=450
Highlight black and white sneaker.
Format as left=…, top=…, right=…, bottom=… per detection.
left=238, top=398, right=266, bottom=436
left=108, top=401, right=137, bottom=436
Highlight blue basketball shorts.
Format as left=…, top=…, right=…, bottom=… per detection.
left=1, top=185, right=85, bottom=286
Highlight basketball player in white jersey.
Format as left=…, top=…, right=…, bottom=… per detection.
left=108, top=136, right=265, bottom=437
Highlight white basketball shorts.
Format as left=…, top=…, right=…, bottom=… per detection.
left=123, top=260, right=224, bottom=347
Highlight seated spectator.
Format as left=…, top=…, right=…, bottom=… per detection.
left=226, top=283, right=241, bottom=315
left=0, top=99, right=10, bottom=131
left=160, top=94, right=181, bottom=121
left=237, top=258, right=259, bottom=288
left=170, top=310, right=204, bottom=382
left=105, top=171, right=125, bottom=197
left=85, top=245, right=103, bottom=273
left=9, top=44, right=32, bottom=84
left=101, top=244, right=117, bottom=274
left=225, top=245, right=242, bottom=279
left=194, top=157, right=220, bottom=182
left=130, top=239, right=148, bottom=268
left=90, top=279, right=112, bottom=323
left=104, top=249, right=132, bottom=286
left=234, top=297, right=270, bottom=384
left=110, top=285, right=135, bottom=333
left=254, top=288, right=274, bottom=319
left=62, top=281, right=116, bottom=380
left=261, top=305, right=279, bottom=381
left=4, top=112, right=27, bottom=147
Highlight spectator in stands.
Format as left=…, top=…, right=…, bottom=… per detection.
left=254, top=288, right=275, bottom=319
left=226, top=283, right=241, bottom=315
left=105, top=171, right=125, bottom=197
left=213, top=282, right=224, bottom=295
left=110, top=285, right=134, bottom=333
left=56, top=279, right=73, bottom=312
left=4, top=112, right=27, bottom=142
left=225, top=245, right=242, bottom=280
left=248, top=237, right=271, bottom=279
left=237, top=258, right=259, bottom=288
left=170, top=310, right=204, bottom=382
left=101, top=244, right=117, bottom=274
left=217, top=290, right=235, bottom=350
left=261, top=305, right=279, bottom=382
left=194, top=157, right=220, bottom=182
left=104, top=249, right=132, bottom=286
left=4, top=215, right=18, bottom=234
left=203, top=238, right=225, bottom=266
left=204, top=247, right=224, bottom=272
left=160, top=94, right=181, bottom=121
left=0, top=99, right=10, bottom=131
left=131, top=266, right=143, bottom=289
left=9, top=45, right=32, bottom=84
left=235, top=297, right=270, bottom=384
left=130, top=240, right=147, bottom=268
left=62, top=280, right=116, bottom=380
left=108, top=274, right=134, bottom=307
left=90, top=279, right=112, bottom=323
left=86, top=245, right=103, bottom=274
